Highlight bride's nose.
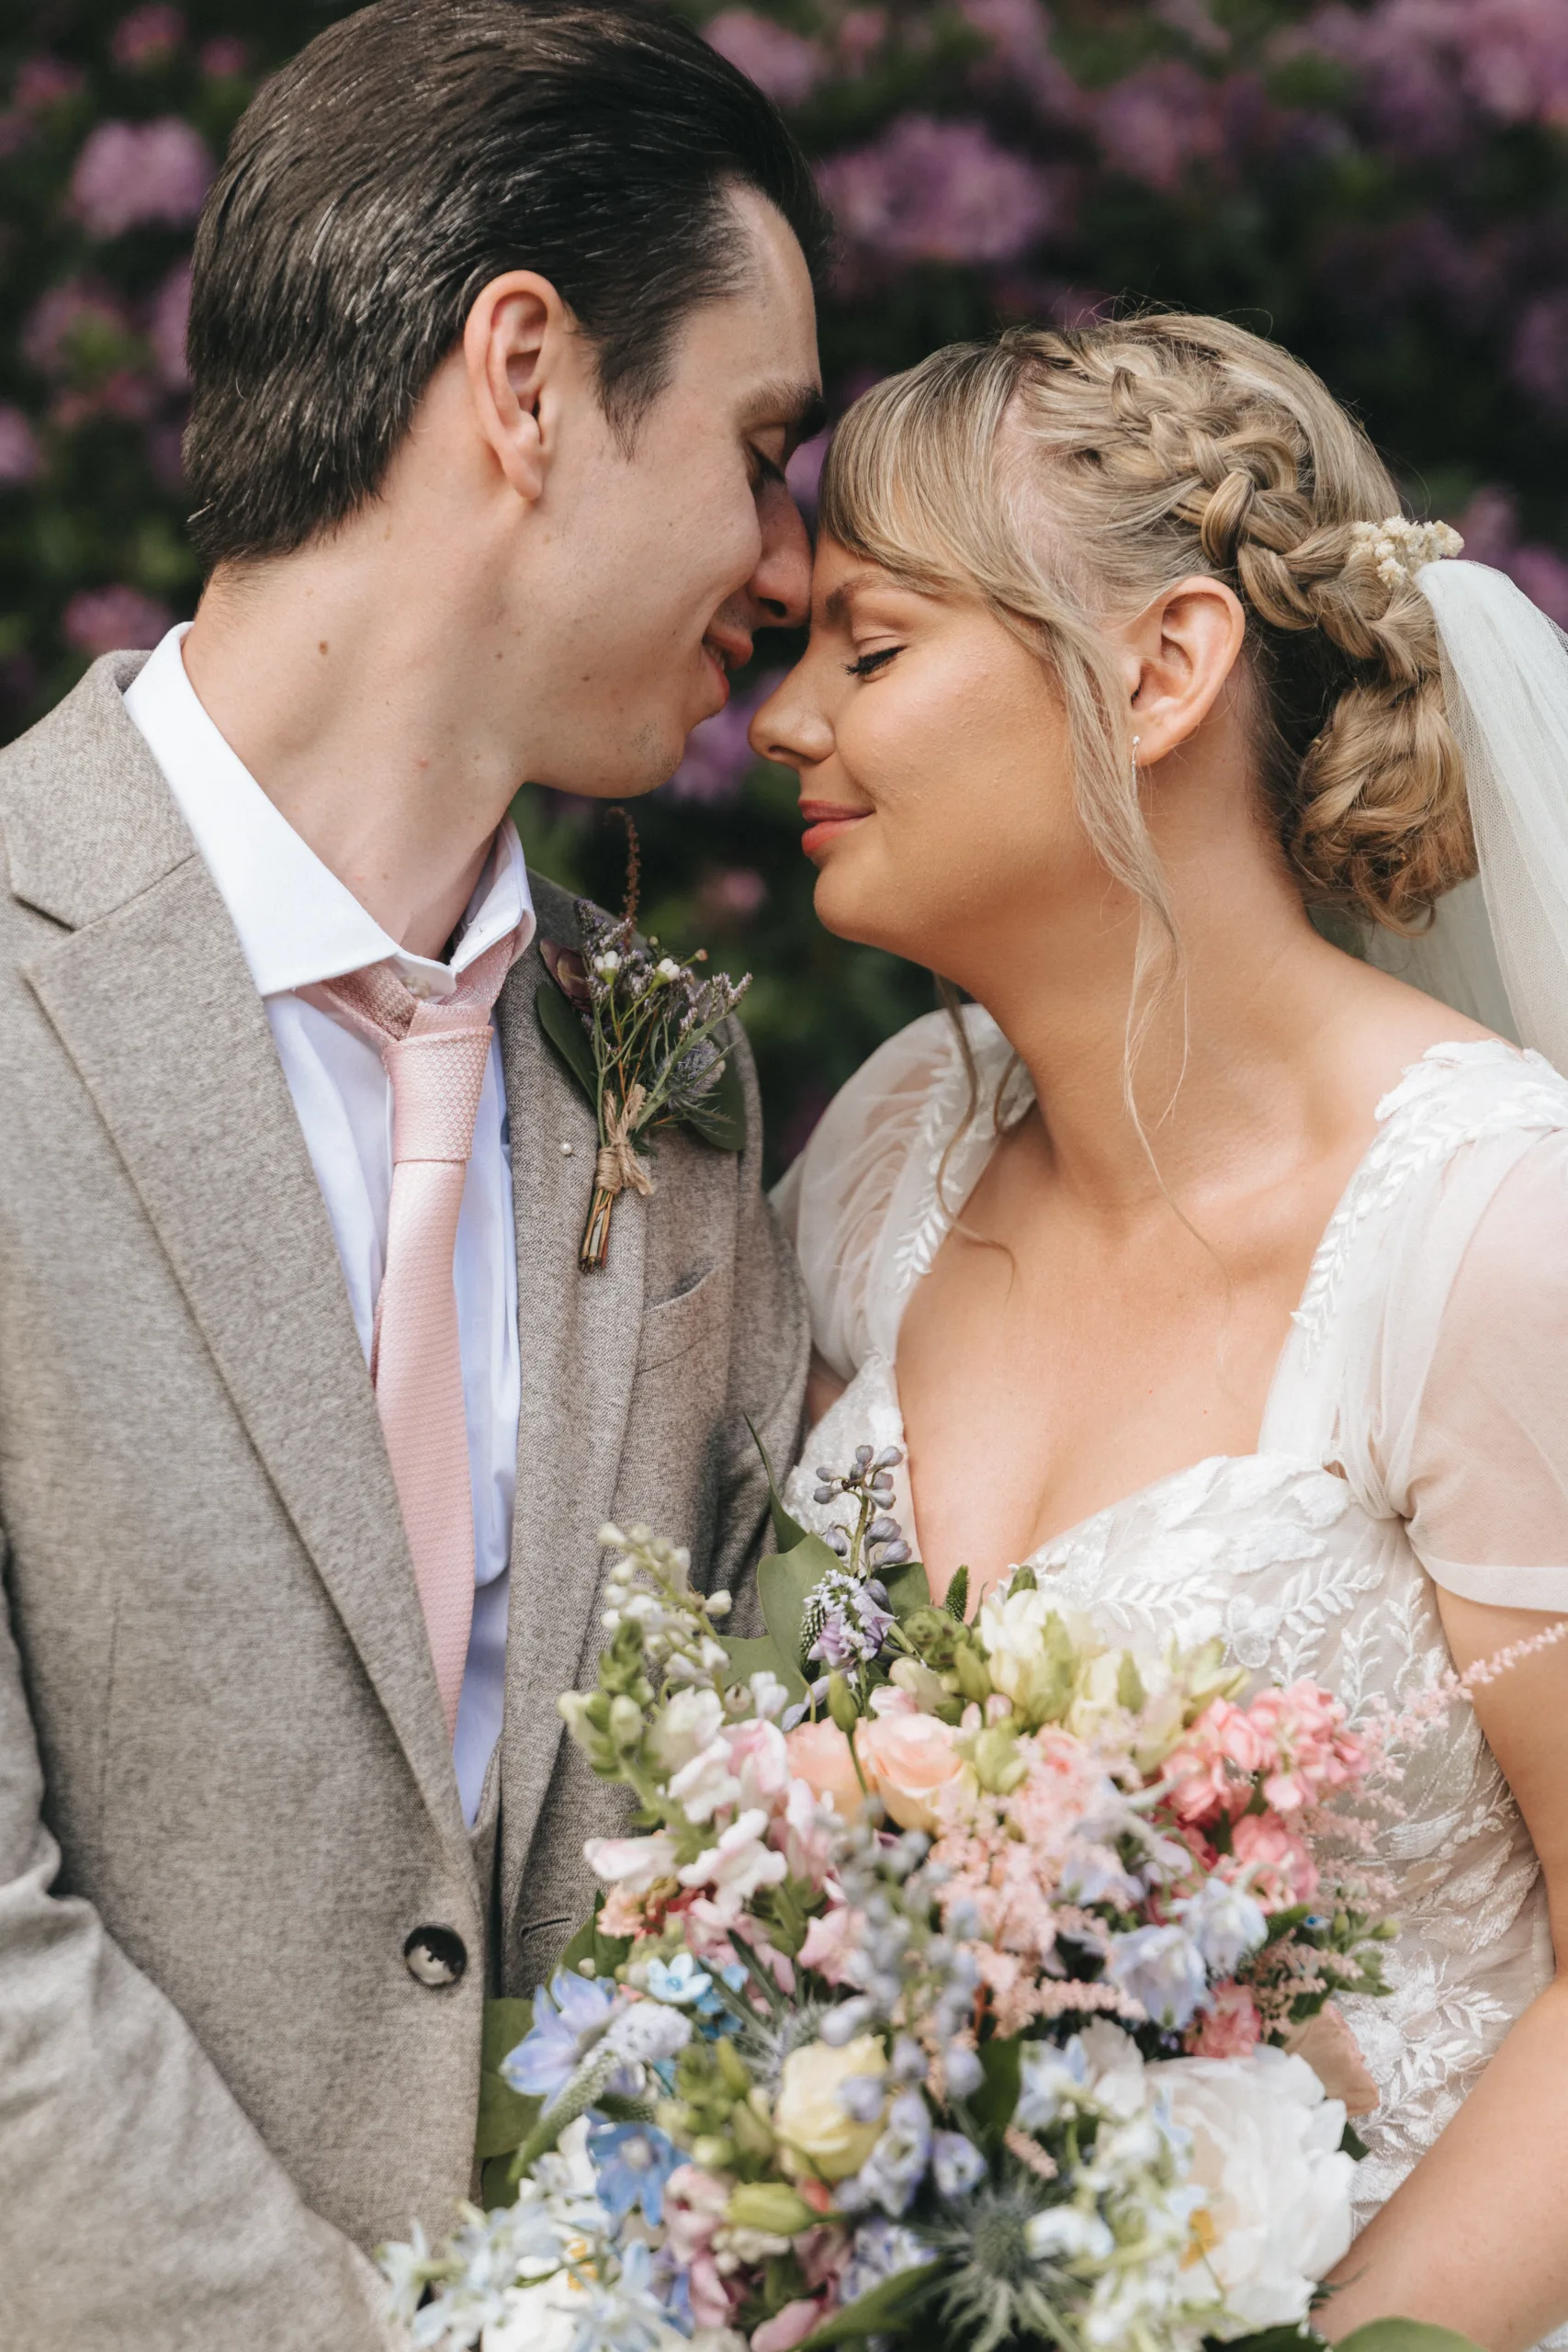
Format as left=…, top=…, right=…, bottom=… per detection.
left=749, top=667, right=836, bottom=773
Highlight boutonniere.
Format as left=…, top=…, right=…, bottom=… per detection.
left=535, top=823, right=750, bottom=1271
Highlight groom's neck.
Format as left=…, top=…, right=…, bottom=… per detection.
left=181, top=526, right=536, bottom=962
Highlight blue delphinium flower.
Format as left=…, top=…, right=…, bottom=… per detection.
left=841, top=2216, right=933, bottom=2306
left=931, top=2130, right=988, bottom=2198
left=843, top=2088, right=933, bottom=2218
left=500, top=1969, right=618, bottom=2099
left=1174, top=1877, right=1269, bottom=1977
left=1105, top=1922, right=1209, bottom=2030
left=587, top=2120, right=681, bottom=2228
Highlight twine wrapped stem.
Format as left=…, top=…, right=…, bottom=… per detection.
left=579, top=1081, right=653, bottom=1271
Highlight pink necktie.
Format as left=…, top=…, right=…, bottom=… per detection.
left=304, top=926, right=525, bottom=1736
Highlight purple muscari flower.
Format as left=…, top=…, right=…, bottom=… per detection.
left=931, top=2130, right=988, bottom=2199
left=1106, top=1922, right=1209, bottom=2030
left=819, top=115, right=1053, bottom=268
left=70, top=117, right=213, bottom=239
left=500, top=1968, right=618, bottom=2100
left=587, top=2120, right=681, bottom=2228
left=1174, top=1878, right=1268, bottom=1978
left=841, top=2217, right=932, bottom=2306
left=705, top=8, right=827, bottom=105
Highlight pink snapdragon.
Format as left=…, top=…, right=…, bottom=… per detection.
left=1246, top=1680, right=1368, bottom=1813
left=1189, top=1980, right=1263, bottom=2058
left=1165, top=1697, right=1268, bottom=1823
left=1227, top=1812, right=1321, bottom=1906
left=799, top=1900, right=865, bottom=1984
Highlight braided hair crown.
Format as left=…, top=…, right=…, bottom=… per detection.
left=820, top=312, right=1473, bottom=933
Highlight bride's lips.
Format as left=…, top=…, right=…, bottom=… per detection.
left=799, top=799, right=871, bottom=860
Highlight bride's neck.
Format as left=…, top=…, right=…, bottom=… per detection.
left=951, top=842, right=1368, bottom=1215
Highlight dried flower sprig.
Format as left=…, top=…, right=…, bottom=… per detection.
left=535, top=820, right=750, bottom=1269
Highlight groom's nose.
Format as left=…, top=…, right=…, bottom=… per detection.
left=747, top=477, right=811, bottom=629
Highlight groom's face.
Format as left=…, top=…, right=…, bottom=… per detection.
left=523, top=187, right=822, bottom=797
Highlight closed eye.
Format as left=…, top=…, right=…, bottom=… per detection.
left=845, top=646, right=902, bottom=679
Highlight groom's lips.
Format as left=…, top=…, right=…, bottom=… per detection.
left=799, top=798, right=870, bottom=859
left=700, top=624, right=754, bottom=708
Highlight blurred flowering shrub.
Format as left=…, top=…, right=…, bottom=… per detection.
left=5, top=0, right=1568, bottom=1166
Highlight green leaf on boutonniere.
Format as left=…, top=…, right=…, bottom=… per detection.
left=535, top=958, right=598, bottom=1102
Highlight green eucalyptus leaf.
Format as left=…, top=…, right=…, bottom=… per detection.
left=760, top=1531, right=850, bottom=1679
left=1204, top=2327, right=1323, bottom=2352
left=477, top=1997, right=540, bottom=2162
left=535, top=974, right=598, bottom=1104
left=797, top=2260, right=946, bottom=2346
left=1337, top=2324, right=1486, bottom=2352
left=971, top=2030, right=1022, bottom=2150
left=746, top=1415, right=812, bottom=1554
left=880, top=1557, right=931, bottom=1618
left=720, top=1628, right=807, bottom=1702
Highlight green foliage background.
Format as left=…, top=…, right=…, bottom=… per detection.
left=6, top=0, right=1568, bottom=1170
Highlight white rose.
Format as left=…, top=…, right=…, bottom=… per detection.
left=773, top=2034, right=889, bottom=2181
left=1154, top=2048, right=1356, bottom=2335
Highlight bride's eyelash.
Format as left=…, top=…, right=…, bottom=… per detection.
left=845, top=647, right=902, bottom=679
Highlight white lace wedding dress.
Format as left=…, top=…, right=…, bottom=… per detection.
left=775, top=1006, right=1568, bottom=2273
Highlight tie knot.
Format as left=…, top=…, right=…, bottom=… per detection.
left=385, top=1023, right=494, bottom=1162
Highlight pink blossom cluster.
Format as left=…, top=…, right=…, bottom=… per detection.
left=111, top=6, right=186, bottom=71
left=62, top=585, right=174, bottom=657
left=587, top=1703, right=837, bottom=1981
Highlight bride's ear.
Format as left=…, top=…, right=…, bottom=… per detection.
left=1117, top=575, right=1248, bottom=761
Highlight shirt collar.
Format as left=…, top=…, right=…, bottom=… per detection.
left=121, top=624, right=535, bottom=1000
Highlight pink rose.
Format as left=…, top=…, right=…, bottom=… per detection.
left=1189, top=1980, right=1263, bottom=2059
left=785, top=1719, right=865, bottom=1817
left=1227, top=1812, right=1320, bottom=1906
left=855, top=1710, right=964, bottom=1833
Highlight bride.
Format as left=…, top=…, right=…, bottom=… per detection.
left=752, top=316, right=1568, bottom=2350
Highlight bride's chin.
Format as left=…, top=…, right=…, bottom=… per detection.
left=811, top=871, right=914, bottom=957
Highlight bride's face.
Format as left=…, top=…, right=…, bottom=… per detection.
left=750, top=537, right=1095, bottom=970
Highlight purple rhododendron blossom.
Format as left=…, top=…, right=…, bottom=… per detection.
left=1092, top=61, right=1229, bottom=191
left=111, top=6, right=186, bottom=70
left=667, top=673, right=782, bottom=802
left=147, top=259, right=191, bottom=391
left=1511, top=289, right=1568, bottom=418
left=1453, top=488, right=1568, bottom=630
left=16, top=56, right=85, bottom=111
left=62, top=585, right=174, bottom=656
left=705, top=8, right=827, bottom=105
left=819, top=116, right=1052, bottom=266
left=23, top=280, right=133, bottom=377
left=1296, top=0, right=1568, bottom=155
left=70, top=118, right=213, bottom=239
left=0, top=407, right=42, bottom=487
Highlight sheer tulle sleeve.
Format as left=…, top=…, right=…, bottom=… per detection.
left=771, top=1011, right=965, bottom=1384
left=1391, top=1134, right=1568, bottom=1611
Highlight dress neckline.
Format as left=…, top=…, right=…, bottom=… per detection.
left=886, top=1033, right=1530, bottom=1578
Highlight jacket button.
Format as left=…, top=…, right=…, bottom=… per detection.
left=403, top=1926, right=468, bottom=1986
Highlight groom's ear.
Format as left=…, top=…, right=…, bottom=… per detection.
left=463, top=270, right=574, bottom=507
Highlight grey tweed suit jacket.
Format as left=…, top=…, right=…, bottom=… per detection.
left=0, top=654, right=808, bottom=2347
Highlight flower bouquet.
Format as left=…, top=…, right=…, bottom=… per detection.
left=383, top=1449, right=1463, bottom=2352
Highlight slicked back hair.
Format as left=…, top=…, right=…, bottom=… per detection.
left=183, top=0, right=830, bottom=567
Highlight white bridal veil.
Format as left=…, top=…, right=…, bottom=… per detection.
left=1365, top=559, right=1568, bottom=1072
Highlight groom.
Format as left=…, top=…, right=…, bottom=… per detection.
left=0, top=2, right=824, bottom=2341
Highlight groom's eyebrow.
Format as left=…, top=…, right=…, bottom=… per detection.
left=741, top=379, right=828, bottom=449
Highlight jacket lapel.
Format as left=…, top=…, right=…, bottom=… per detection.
left=495, top=913, right=647, bottom=1916
left=10, top=662, right=470, bottom=1868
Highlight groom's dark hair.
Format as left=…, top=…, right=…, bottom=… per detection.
left=183, top=0, right=829, bottom=567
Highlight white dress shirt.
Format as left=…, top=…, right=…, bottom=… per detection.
left=124, top=626, right=533, bottom=1825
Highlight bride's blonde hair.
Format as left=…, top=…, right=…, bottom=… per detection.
left=818, top=313, right=1473, bottom=941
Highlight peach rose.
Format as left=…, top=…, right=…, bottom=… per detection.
left=855, top=1710, right=964, bottom=1832
left=785, top=1719, right=865, bottom=1817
